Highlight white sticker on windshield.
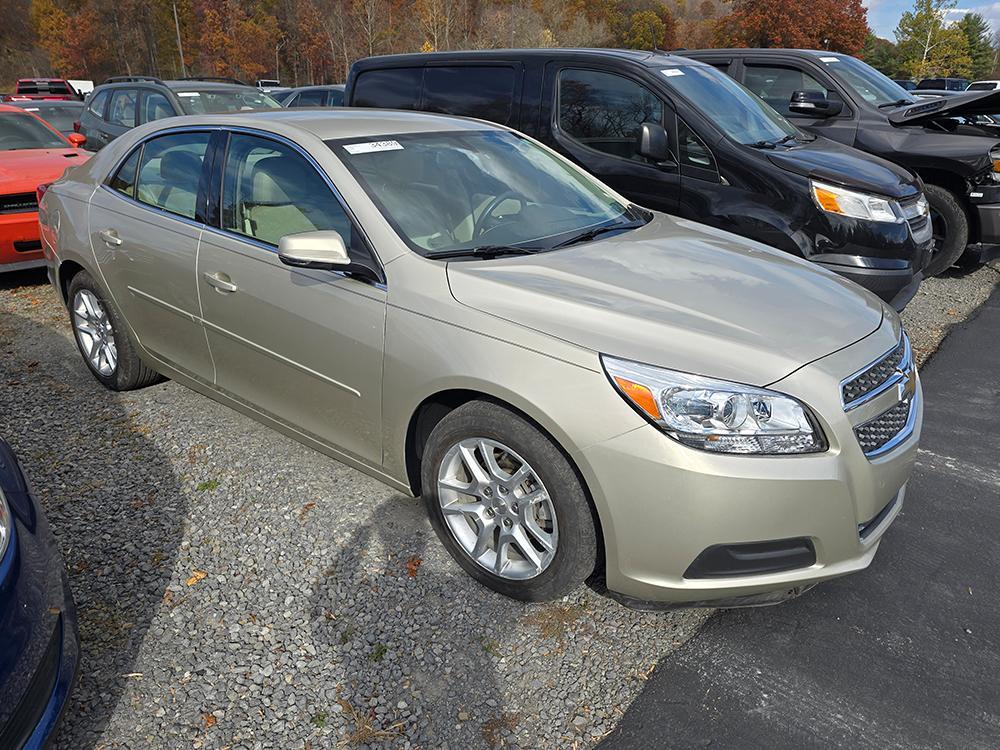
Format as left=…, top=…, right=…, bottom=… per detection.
left=662, top=69, right=685, bottom=77
left=343, top=140, right=404, bottom=154
left=177, top=92, right=200, bottom=97
left=820, top=56, right=840, bottom=63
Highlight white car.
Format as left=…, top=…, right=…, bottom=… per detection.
left=967, top=80, right=1000, bottom=91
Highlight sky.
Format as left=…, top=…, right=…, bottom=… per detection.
left=864, top=0, right=1000, bottom=39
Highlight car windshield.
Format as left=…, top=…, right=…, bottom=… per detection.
left=20, top=104, right=81, bottom=133
left=0, top=113, right=66, bottom=150
left=817, top=54, right=917, bottom=107
left=331, top=130, right=643, bottom=255
left=176, top=88, right=281, bottom=114
left=660, top=65, right=797, bottom=145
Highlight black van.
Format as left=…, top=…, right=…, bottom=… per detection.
left=346, top=49, right=932, bottom=309
left=680, top=49, right=1000, bottom=274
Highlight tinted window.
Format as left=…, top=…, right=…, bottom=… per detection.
left=557, top=69, right=663, bottom=162
left=135, top=132, right=210, bottom=219
left=916, top=79, right=944, bottom=90
left=743, top=65, right=829, bottom=115
left=967, top=82, right=996, bottom=91
left=109, top=148, right=141, bottom=198
left=108, top=89, right=137, bottom=127
left=353, top=68, right=422, bottom=109
left=678, top=120, right=716, bottom=173
left=87, top=89, right=110, bottom=118
left=0, top=113, right=66, bottom=150
left=222, top=134, right=358, bottom=250
left=143, top=91, right=175, bottom=122
left=327, top=89, right=344, bottom=106
left=291, top=89, right=326, bottom=107
left=422, top=66, right=516, bottom=124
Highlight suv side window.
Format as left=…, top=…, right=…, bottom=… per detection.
left=557, top=69, right=664, bottom=163
left=87, top=89, right=110, bottom=119
left=422, top=66, right=516, bottom=124
left=142, top=91, right=175, bottom=122
left=221, top=133, right=359, bottom=251
left=109, top=147, right=141, bottom=198
left=108, top=89, right=138, bottom=127
left=135, top=132, right=210, bottom=220
left=353, top=68, right=423, bottom=109
left=743, top=65, right=829, bottom=116
left=677, top=119, right=717, bottom=174
left=291, top=89, right=326, bottom=107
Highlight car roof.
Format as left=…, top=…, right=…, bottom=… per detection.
left=354, top=48, right=705, bottom=69
left=287, top=84, right=345, bottom=91
left=147, top=108, right=504, bottom=140
left=95, top=80, right=264, bottom=93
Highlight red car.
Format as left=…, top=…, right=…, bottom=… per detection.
left=0, top=104, right=89, bottom=273
left=6, top=78, right=80, bottom=101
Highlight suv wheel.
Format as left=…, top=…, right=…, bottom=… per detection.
left=924, top=184, right=969, bottom=276
left=68, top=270, right=163, bottom=391
left=420, top=400, right=597, bottom=601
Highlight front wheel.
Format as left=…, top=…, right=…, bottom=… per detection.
left=420, top=400, right=598, bottom=601
left=923, top=184, right=969, bottom=277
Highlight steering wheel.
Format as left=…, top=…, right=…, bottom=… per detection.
left=473, top=191, right=527, bottom=239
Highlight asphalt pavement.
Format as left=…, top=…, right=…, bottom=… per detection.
left=601, top=287, right=1000, bottom=750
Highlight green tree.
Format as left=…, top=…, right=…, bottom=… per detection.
left=861, top=33, right=901, bottom=76
left=956, top=13, right=993, bottom=79
left=895, top=0, right=972, bottom=79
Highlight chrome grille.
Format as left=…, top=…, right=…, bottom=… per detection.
left=854, top=399, right=912, bottom=456
left=900, top=195, right=930, bottom=238
left=841, top=337, right=908, bottom=409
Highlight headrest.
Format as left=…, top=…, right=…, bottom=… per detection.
left=250, top=155, right=305, bottom=203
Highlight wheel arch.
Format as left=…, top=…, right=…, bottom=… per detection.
left=57, top=259, right=87, bottom=304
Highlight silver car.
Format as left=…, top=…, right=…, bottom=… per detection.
left=39, top=110, right=921, bottom=607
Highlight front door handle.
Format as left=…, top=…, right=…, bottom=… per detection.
left=98, top=228, right=122, bottom=247
left=203, top=271, right=239, bottom=293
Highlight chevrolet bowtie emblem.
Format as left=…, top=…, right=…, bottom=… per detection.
left=897, top=366, right=916, bottom=402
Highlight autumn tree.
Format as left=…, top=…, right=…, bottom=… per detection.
left=955, top=13, right=993, bottom=80
left=714, top=0, right=870, bottom=55
left=894, top=0, right=971, bottom=79
left=861, top=33, right=902, bottom=76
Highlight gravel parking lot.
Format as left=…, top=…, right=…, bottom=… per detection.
left=1, top=262, right=996, bottom=749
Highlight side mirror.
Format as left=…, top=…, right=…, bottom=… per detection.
left=788, top=90, right=843, bottom=118
left=66, top=132, right=86, bottom=147
left=278, top=231, right=351, bottom=269
left=637, top=122, right=672, bottom=164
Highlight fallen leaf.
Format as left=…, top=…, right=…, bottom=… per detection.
left=405, top=555, right=422, bottom=578
left=299, top=501, right=317, bottom=519
left=202, top=712, right=217, bottom=728
left=186, top=570, right=207, bottom=586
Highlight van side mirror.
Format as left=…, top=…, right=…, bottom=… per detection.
left=637, top=122, right=672, bottom=164
left=788, top=90, right=843, bottom=118
left=278, top=230, right=381, bottom=283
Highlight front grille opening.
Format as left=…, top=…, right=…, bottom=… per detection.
left=842, top=338, right=907, bottom=407
left=683, top=538, right=816, bottom=579
left=13, top=240, right=42, bottom=253
left=0, top=193, right=38, bottom=214
left=854, top=399, right=912, bottom=456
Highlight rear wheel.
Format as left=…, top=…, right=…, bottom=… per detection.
left=924, top=184, right=969, bottom=277
left=68, top=270, right=163, bottom=391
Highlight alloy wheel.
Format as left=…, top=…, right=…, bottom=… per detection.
left=437, top=438, right=558, bottom=580
left=72, top=289, right=118, bottom=377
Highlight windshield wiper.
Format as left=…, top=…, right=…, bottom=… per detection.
left=878, top=98, right=914, bottom=109
left=424, top=244, right=539, bottom=260
left=553, top=221, right=646, bottom=249
left=750, top=133, right=797, bottom=149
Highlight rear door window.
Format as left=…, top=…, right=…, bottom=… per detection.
left=109, top=148, right=141, bottom=198
left=743, top=65, right=829, bottom=115
left=352, top=68, right=423, bottom=109
left=134, top=132, right=211, bottom=220
left=108, top=89, right=138, bottom=127
left=557, top=69, right=664, bottom=163
left=422, top=66, right=517, bottom=124
left=142, top=91, right=175, bottom=122
left=87, top=89, right=110, bottom=119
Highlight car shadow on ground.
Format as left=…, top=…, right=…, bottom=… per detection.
left=0, top=299, right=186, bottom=749
left=310, top=495, right=521, bottom=748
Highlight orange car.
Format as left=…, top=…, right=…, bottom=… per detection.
left=0, top=103, right=89, bottom=273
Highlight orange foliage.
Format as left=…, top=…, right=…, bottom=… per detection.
left=714, top=0, right=870, bottom=54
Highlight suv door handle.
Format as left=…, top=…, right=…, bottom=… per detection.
left=203, top=271, right=238, bottom=293
left=98, top=229, right=122, bottom=246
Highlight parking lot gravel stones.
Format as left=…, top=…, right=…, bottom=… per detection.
left=1, top=260, right=996, bottom=749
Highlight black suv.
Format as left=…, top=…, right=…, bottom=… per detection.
left=680, top=49, right=1000, bottom=274
left=347, top=49, right=932, bottom=309
left=78, top=76, right=282, bottom=151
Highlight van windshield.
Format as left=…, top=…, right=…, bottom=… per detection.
left=815, top=55, right=917, bottom=107
left=661, top=65, right=797, bottom=145
left=332, top=130, right=645, bottom=255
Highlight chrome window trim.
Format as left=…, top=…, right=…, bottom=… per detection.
left=97, top=123, right=386, bottom=287
left=840, top=334, right=911, bottom=412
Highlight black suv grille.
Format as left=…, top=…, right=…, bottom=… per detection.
left=900, top=196, right=929, bottom=234
left=854, top=399, right=912, bottom=455
left=842, top=338, right=907, bottom=407
left=0, top=193, right=38, bottom=214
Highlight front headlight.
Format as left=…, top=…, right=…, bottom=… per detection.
left=602, top=356, right=826, bottom=455
left=811, top=180, right=902, bottom=223
left=0, top=488, right=10, bottom=562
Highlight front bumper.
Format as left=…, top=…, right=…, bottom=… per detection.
left=0, top=443, right=79, bottom=750
left=580, top=318, right=921, bottom=607
left=0, top=211, right=45, bottom=273
left=812, top=254, right=925, bottom=312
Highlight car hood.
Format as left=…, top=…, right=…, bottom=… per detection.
left=447, top=216, right=885, bottom=386
left=887, top=89, right=1000, bottom=125
left=0, top=148, right=89, bottom=194
left=766, top=137, right=920, bottom=198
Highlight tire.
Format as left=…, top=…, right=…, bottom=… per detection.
left=420, top=400, right=598, bottom=602
left=67, top=270, right=163, bottom=391
left=924, top=184, right=969, bottom=277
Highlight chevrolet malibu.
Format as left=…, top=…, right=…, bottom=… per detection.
left=40, top=110, right=921, bottom=607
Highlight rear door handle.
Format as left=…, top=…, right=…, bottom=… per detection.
left=203, top=271, right=239, bottom=293
left=98, top=229, right=122, bottom=247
